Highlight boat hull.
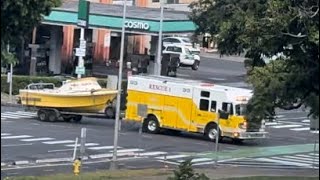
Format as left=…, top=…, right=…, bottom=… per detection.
left=19, top=90, right=117, bottom=113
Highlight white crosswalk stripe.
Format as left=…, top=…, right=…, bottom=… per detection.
left=1, top=135, right=33, bottom=139
left=65, top=143, right=99, bottom=147
left=256, top=153, right=319, bottom=169
left=271, top=124, right=302, bottom=128
left=1, top=133, right=11, bottom=136
left=88, top=146, right=121, bottom=150
left=290, top=127, right=310, bottom=131
left=21, top=137, right=55, bottom=142
left=42, top=140, right=75, bottom=144
left=1, top=111, right=37, bottom=120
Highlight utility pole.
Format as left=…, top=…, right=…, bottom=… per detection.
left=156, top=0, right=164, bottom=76
left=111, top=0, right=127, bottom=169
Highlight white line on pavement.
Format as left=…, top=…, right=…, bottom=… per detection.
left=290, top=127, right=310, bottom=131
left=48, top=149, right=74, bottom=153
left=36, top=158, right=73, bottom=164
left=65, top=143, right=99, bottom=147
left=270, top=125, right=302, bottom=129
left=137, top=152, right=168, bottom=156
left=277, top=117, right=308, bottom=121
left=42, top=140, right=74, bottom=144
left=257, top=157, right=313, bottom=167
left=156, top=154, right=190, bottom=160
left=283, top=155, right=319, bottom=162
left=309, top=153, right=319, bottom=156
left=21, top=137, right=55, bottom=142
left=111, top=149, right=144, bottom=153
left=1, top=135, right=33, bottom=139
left=178, top=158, right=212, bottom=163
left=209, top=77, right=226, bottom=81
left=1, top=133, right=11, bottom=136
left=1, top=163, right=6, bottom=166
left=311, top=131, right=319, bottom=134
left=87, top=146, right=121, bottom=150
left=14, top=161, right=29, bottom=165
left=2, top=111, right=36, bottom=116
left=2, top=143, right=33, bottom=147
left=265, top=122, right=280, bottom=126
left=302, top=119, right=310, bottom=123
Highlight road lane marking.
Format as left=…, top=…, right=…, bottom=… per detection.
left=270, top=125, right=302, bottom=128
left=296, top=154, right=318, bottom=158
left=36, top=158, right=73, bottom=164
left=1, top=133, right=11, bottom=136
left=137, top=152, right=168, bottom=156
left=21, top=137, right=55, bottom=142
left=302, top=119, right=310, bottom=123
left=277, top=117, right=307, bottom=121
left=290, top=127, right=310, bottom=131
left=209, top=77, right=226, bottom=81
left=65, top=143, right=99, bottom=147
left=4, top=111, right=36, bottom=116
left=309, top=153, right=319, bottom=156
left=89, top=151, right=142, bottom=159
left=48, top=148, right=74, bottom=153
left=14, top=161, right=29, bottom=165
left=1, top=135, right=33, bottom=139
left=2, top=143, right=33, bottom=147
left=88, top=146, right=121, bottom=150
left=1, top=163, right=6, bottom=166
left=178, top=158, right=212, bottom=163
left=42, top=140, right=74, bottom=144
left=257, top=157, right=313, bottom=167
left=265, top=122, right=280, bottom=126
left=283, top=156, right=319, bottom=163
left=110, top=149, right=144, bottom=153
left=311, top=131, right=319, bottom=134
left=156, top=154, right=190, bottom=160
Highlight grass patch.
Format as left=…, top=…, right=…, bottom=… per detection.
left=221, top=177, right=319, bottom=180
left=2, top=169, right=171, bottom=180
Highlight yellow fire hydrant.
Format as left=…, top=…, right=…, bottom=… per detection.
left=73, top=158, right=82, bottom=176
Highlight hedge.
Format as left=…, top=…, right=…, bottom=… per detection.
left=1, top=75, right=108, bottom=95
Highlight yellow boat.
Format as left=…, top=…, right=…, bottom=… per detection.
left=19, top=77, right=118, bottom=113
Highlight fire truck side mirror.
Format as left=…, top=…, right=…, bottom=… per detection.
left=218, top=110, right=229, bottom=120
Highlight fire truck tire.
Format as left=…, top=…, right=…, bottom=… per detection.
left=205, top=123, right=222, bottom=142
left=144, top=116, right=160, bottom=134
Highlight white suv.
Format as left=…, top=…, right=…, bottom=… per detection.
left=163, top=37, right=201, bottom=52
left=163, top=44, right=200, bottom=70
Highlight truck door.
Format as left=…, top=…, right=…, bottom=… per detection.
left=191, top=89, right=214, bottom=131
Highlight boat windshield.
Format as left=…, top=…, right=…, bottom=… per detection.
left=235, top=104, right=247, bottom=116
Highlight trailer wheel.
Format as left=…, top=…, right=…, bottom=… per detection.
left=63, top=116, right=73, bottom=122
left=73, top=115, right=82, bottom=122
left=47, top=110, right=58, bottom=122
left=144, top=116, right=160, bottom=134
left=37, top=109, right=48, bottom=121
left=105, top=107, right=115, bottom=119
left=205, top=124, right=222, bottom=142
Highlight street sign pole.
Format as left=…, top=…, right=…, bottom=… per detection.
left=111, top=0, right=127, bottom=169
left=76, top=0, right=90, bottom=78
left=214, top=110, right=220, bottom=167
left=156, top=0, right=164, bottom=76
left=77, top=28, right=85, bottom=79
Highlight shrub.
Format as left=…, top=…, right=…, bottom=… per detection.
left=168, top=159, right=210, bottom=180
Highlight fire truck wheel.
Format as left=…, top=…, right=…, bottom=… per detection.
left=205, top=124, right=222, bottom=142
left=145, top=116, right=160, bottom=134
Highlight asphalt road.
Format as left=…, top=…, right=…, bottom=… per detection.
left=1, top=56, right=319, bottom=177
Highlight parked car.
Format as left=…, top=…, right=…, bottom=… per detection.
left=163, top=44, right=200, bottom=70
left=163, top=37, right=201, bottom=52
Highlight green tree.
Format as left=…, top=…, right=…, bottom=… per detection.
left=190, top=0, right=319, bottom=124
left=1, top=0, right=61, bottom=44
left=168, top=159, right=210, bottom=180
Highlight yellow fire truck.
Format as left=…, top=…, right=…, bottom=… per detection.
left=125, top=75, right=267, bottom=141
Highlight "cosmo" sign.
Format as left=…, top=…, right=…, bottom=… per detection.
left=124, top=21, right=150, bottom=30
